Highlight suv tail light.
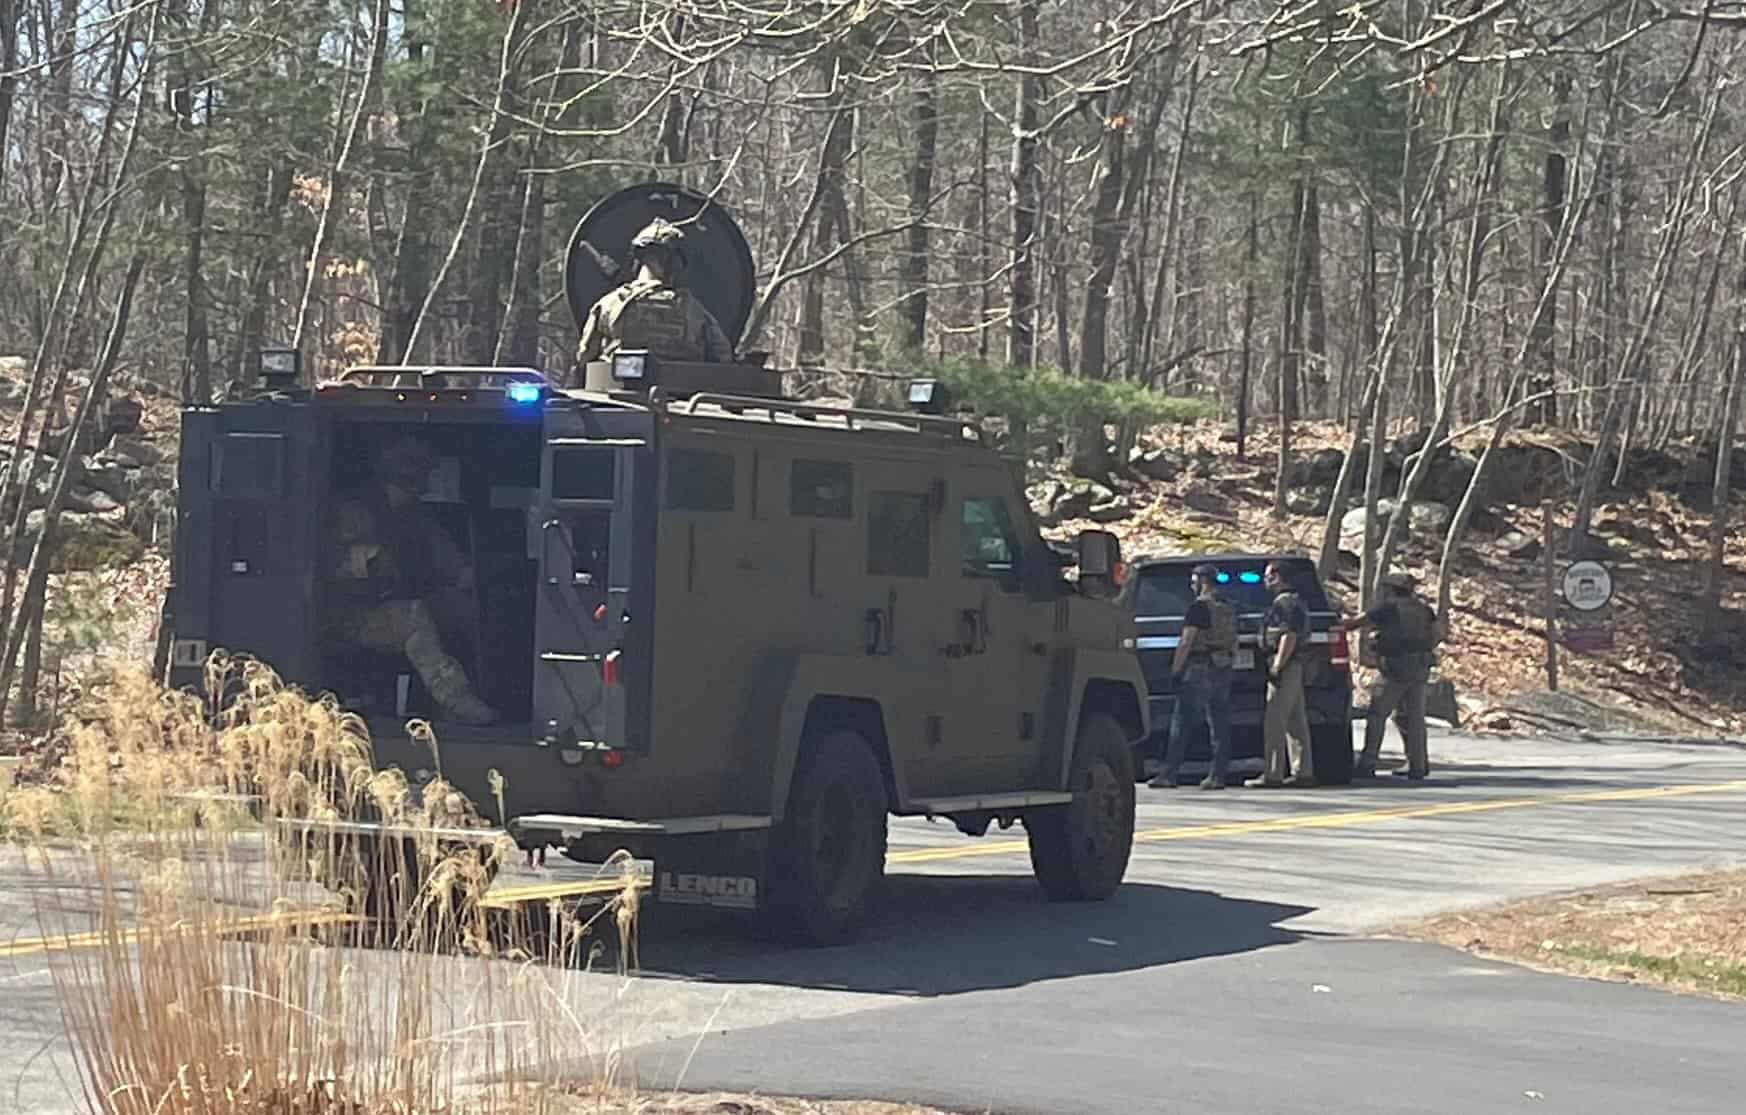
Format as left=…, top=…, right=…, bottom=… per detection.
left=602, top=649, right=622, bottom=687
left=1328, top=628, right=1350, bottom=672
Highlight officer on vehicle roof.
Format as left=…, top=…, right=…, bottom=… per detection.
left=575, top=218, right=733, bottom=371
left=1341, top=571, right=1444, bottom=781
left=320, top=436, right=500, bottom=727
left=1251, top=560, right=1315, bottom=788
left=1151, top=563, right=1236, bottom=791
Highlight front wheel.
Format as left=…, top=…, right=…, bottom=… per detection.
left=765, top=729, right=889, bottom=945
left=1026, top=712, right=1136, bottom=902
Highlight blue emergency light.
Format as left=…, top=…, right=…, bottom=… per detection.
left=1239, top=571, right=1262, bottom=584
left=506, top=382, right=542, bottom=404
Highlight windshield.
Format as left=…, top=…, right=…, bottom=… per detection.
left=1133, top=558, right=1330, bottom=618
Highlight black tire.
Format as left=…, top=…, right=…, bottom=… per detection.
left=766, top=729, right=889, bottom=945
left=1311, top=722, right=1354, bottom=786
left=1026, top=712, right=1136, bottom=902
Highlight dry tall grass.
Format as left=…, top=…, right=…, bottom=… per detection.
left=2, top=653, right=644, bottom=1114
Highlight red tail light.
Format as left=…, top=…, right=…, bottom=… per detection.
left=1329, top=628, right=1350, bottom=671
left=602, top=649, right=622, bottom=686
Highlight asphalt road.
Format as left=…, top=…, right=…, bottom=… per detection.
left=4, top=727, right=1746, bottom=1114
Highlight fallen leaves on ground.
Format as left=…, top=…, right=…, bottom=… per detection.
left=1391, top=869, right=1746, bottom=1001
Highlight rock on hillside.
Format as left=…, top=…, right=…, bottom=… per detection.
left=0, top=362, right=177, bottom=573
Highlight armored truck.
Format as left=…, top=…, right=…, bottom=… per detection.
left=168, top=182, right=1149, bottom=944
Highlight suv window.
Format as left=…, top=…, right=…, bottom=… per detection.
left=961, top=496, right=1019, bottom=578
left=1133, top=558, right=1330, bottom=617
left=867, top=491, right=930, bottom=577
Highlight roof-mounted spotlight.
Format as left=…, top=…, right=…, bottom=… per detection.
left=258, top=346, right=302, bottom=389
left=612, top=350, right=649, bottom=382
left=907, top=378, right=952, bottom=415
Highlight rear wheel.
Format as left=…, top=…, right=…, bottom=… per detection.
left=1026, top=712, right=1136, bottom=901
left=1311, top=722, right=1354, bottom=786
left=766, top=729, right=889, bottom=945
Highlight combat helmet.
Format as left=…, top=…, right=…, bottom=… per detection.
left=631, top=218, right=687, bottom=250
left=1379, top=571, right=1417, bottom=594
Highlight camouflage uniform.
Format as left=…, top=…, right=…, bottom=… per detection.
left=575, top=219, right=733, bottom=368
left=321, top=438, right=499, bottom=726
left=1355, top=573, right=1442, bottom=780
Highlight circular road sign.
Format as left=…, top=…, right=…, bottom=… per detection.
left=1560, top=560, right=1613, bottom=612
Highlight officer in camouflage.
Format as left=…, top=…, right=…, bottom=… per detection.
left=575, top=218, right=734, bottom=369
left=1342, top=571, right=1445, bottom=781
left=321, top=436, right=500, bottom=726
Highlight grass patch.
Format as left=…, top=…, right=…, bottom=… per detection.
left=1553, top=944, right=1746, bottom=999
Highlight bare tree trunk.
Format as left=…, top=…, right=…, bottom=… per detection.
left=0, top=0, right=17, bottom=197
left=1375, top=69, right=1511, bottom=586
left=1, top=243, right=147, bottom=725
left=228, top=160, right=294, bottom=393
left=1319, top=367, right=1383, bottom=577
left=0, top=5, right=152, bottom=655
left=293, top=0, right=390, bottom=362
left=1274, top=110, right=1310, bottom=517
left=1072, top=73, right=1143, bottom=478
left=1572, top=71, right=1722, bottom=547
left=1005, top=0, right=1041, bottom=462
left=1141, top=50, right=1201, bottom=378
left=976, top=109, right=992, bottom=362
left=900, top=67, right=939, bottom=352
left=1526, top=71, right=1570, bottom=427
left=1703, top=239, right=1746, bottom=630
left=1236, top=187, right=1258, bottom=461
left=402, top=0, right=525, bottom=361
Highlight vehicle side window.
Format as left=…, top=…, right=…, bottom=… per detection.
left=666, top=448, right=734, bottom=511
left=867, top=491, right=930, bottom=577
left=961, top=496, right=1019, bottom=579
left=790, top=459, right=852, bottom=518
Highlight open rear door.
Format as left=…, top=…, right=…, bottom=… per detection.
left=531, top=408, right=646, bottom=752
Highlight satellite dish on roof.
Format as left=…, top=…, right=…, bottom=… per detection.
left=562, top=182, right=756, bottom=350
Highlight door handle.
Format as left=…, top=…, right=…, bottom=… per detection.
left=540, top=519, right=565, bottom=586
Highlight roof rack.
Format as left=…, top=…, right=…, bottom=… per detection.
left=325, top=365, right=549, bottom=390
left=675, top=391, right=983, bottom=445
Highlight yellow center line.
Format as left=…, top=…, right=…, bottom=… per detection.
left=886, top=778, right=1746, bottom=865
left=0, top=909, right=361, bottom=960
left=5, top=778, right=1742, bottom=956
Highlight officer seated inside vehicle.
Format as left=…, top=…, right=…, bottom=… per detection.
left=574, top=218, right=734, bottom=373
left=319, top=435, right=500, bottom=726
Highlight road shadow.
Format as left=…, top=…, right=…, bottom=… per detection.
left=618, top=875, right=1314, bottom=997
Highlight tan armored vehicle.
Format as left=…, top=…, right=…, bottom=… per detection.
left=169, top=183, right=1148, bottom=944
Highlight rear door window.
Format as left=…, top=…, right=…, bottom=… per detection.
left=1133, top=559, right=1329, bottom=616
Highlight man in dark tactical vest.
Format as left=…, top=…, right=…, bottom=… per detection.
left=575, top=218, right=733, bottom=370
left=1152, top=563, right=1237, bottom=790
left=1342, top=571, right=1445, bottom=781
left=1250, top=560, right=1316, bottom=788
left=321, top=436, right=499, bottom=726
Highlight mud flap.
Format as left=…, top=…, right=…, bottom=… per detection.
left=647, top=828, right=771, bottom=912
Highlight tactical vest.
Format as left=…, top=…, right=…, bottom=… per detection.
left=1196, top=593, right=1238, bottom=667
left=1378, top=597, right=1439, bottom=676
left=1262, top=592, right=1299, bottom=651
left=611, top=286, right=702, bottom=360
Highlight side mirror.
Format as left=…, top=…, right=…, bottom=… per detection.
left=1076, top=529, right=1124, bottom=598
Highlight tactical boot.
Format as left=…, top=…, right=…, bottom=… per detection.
left=407, top=631, right=501, bottom=726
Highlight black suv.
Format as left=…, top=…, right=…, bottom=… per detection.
left=1120, top=553, right=1354, bottom=785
